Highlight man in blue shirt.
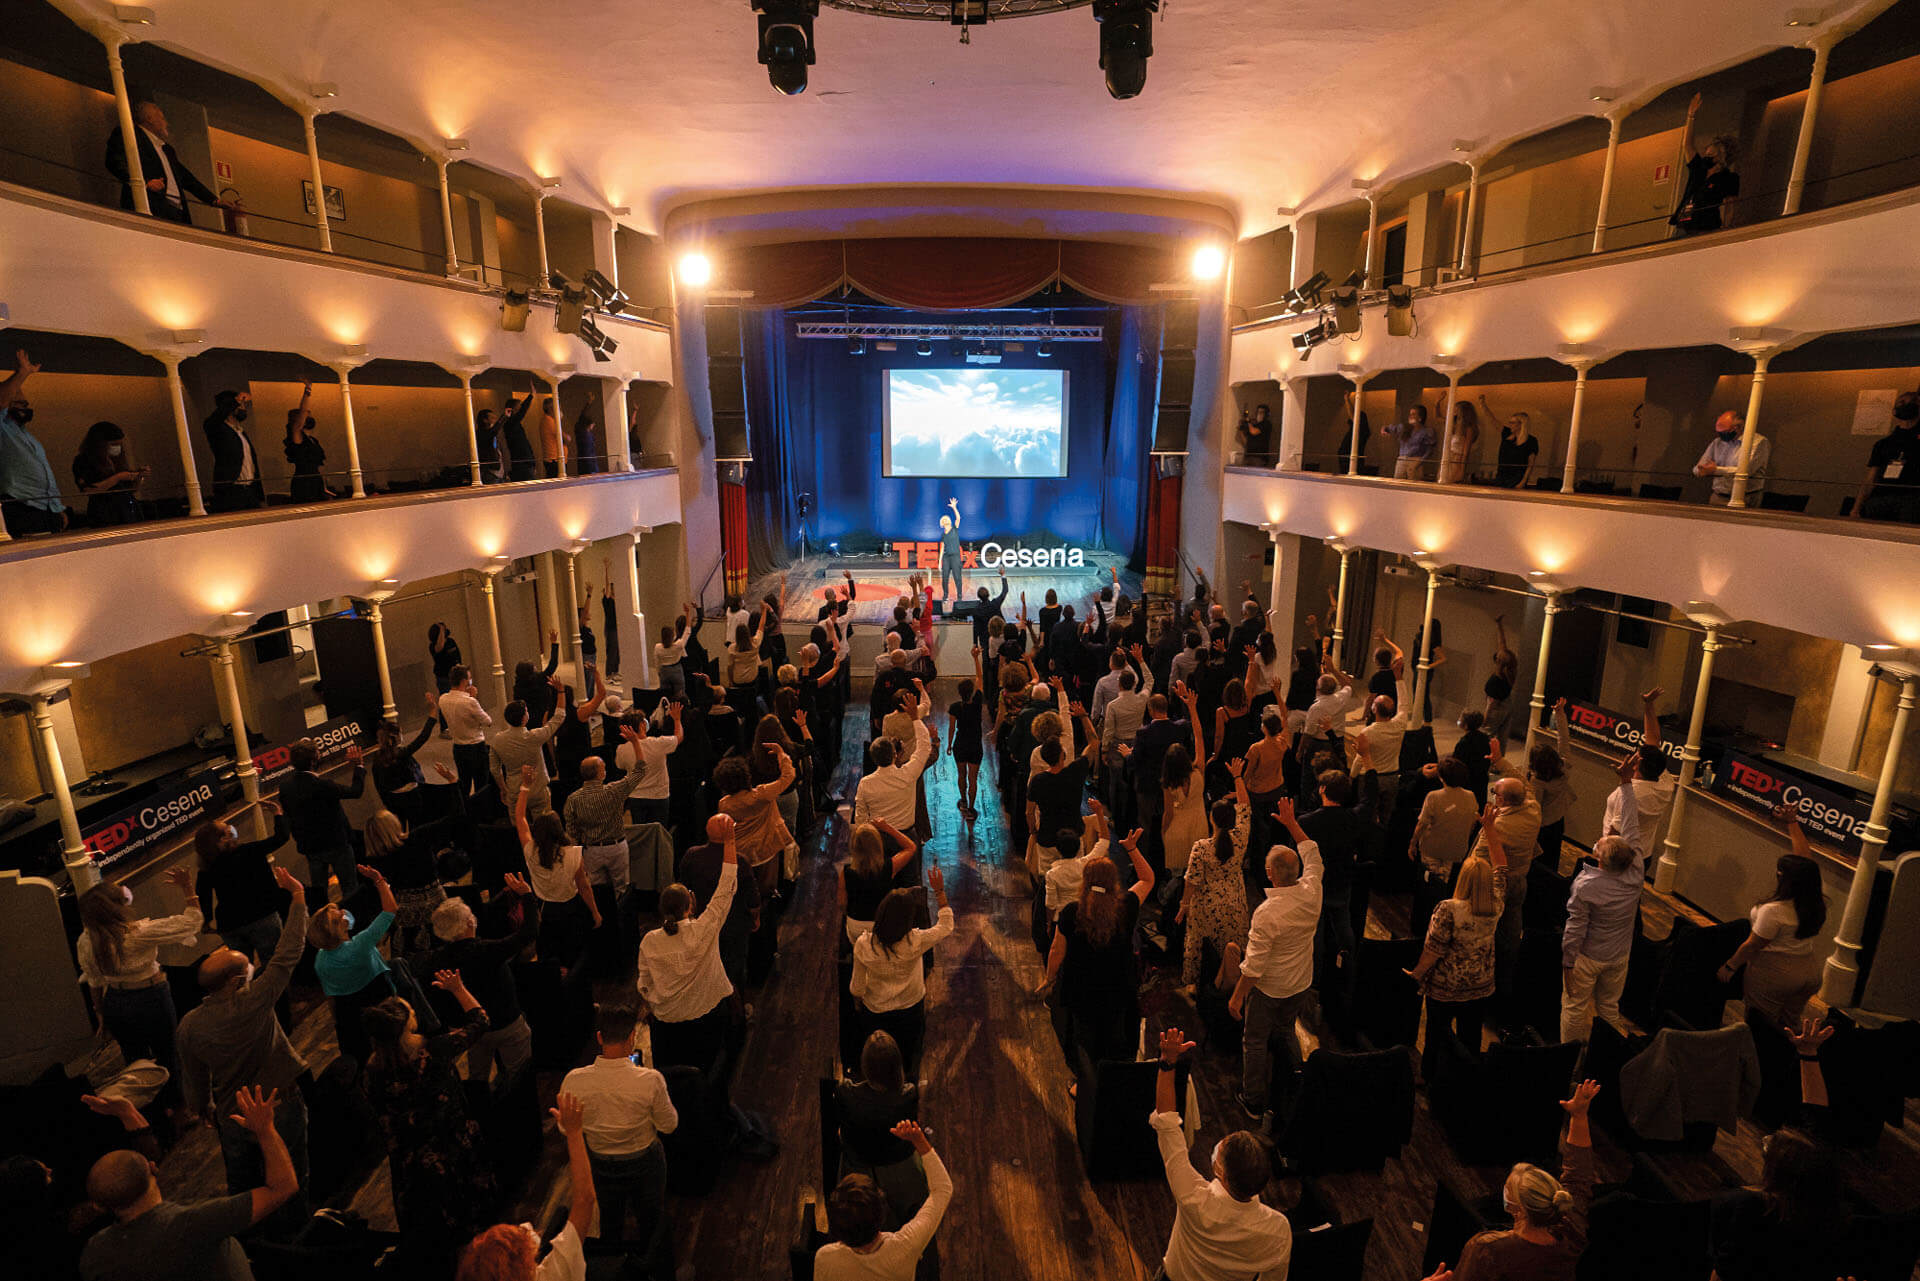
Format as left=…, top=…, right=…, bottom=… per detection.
left=1560, top=750, right=1645, bottom=1042
left=1694, top=408, right=1768, bottom=505
left=0, top=348, right=68, bottom=536
left=1384, top=403, right=1437, bottom=482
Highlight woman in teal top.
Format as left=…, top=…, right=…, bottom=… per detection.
left=310, top=862, right=397, bottom=1064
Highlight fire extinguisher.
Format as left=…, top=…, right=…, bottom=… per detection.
left=218, top=186, right=249, bottom=238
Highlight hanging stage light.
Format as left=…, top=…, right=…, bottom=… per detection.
left=916, top=338, right=934, bottom=356
left=1386, top=285, right=1416, bottom=337
left=1092, top=0, right=1159, bottom=100
left=500, top=288, right=531, bottom=332
left=753, top=0, right=820, bottom=96
left=848, top=335, right=866, bottom=355
left=1329, top=271, right=1362, bottom=336
left=1281, top=271, right=1330, bottom=313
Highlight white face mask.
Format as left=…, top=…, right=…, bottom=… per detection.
left=108, top=443, right=123, bottom=456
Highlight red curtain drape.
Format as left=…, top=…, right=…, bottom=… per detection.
left=1144, top=462, right=1183, bottom=596
left=711, top=237, right=1189, bottom=310
left=720, top=477, right=750, bottom=598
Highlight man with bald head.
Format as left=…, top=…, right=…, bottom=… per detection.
left=104, top=101, right=228, bottom=225
left=677, top=812, right=759, bottom=995
left=1693, top=407, right=1769, bottom=505
left=1226, top=798, right=1323, bottom=1126
left=81, top=1084, right=297, bottom=1281
left=176, top=864, right=311, bottom=1237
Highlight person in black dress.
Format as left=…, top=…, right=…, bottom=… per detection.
left=1672, top=92, right=1740, bottom=235
left=283, top=381, right=330, bottom=502
left=1039, top=837, right=1154, bottom=1082
left=1478, top=394, right=1540, bottom=489
left=832, top=1031, right=930, bottom=1243
left=427, top=623, right=462, bottom=695
left=71, top=421, right=146, bottom=525
left=1243, top=403, right=1275, bottom=466
left=193, top=800, right=292, bottom=963
left=498, top=384, right=539, bottom=481
left=947, top=646, right=988, bottom=817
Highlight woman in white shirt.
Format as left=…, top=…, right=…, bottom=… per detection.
left=76, top=864, right=203, bottom=1101
left=1717, top=812, right=1828, bottom=1023
left=513, top=765, right=601, bottom=972
left=851, top=866, right=953, bottom=1078
left=638, top=814, right=739, bottom=1072
left=654, top=606, right=693, bottom=701
left=723, top=604, right=770, bottom=709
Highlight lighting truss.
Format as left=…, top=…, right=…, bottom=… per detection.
left=820, top=0, right=1093, bottom=17
left=794, top=321, right=1104, bottom=343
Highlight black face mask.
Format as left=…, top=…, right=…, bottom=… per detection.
left=232, top=407, right=250, bottom=424
left=7, top=406, right=31, bottom=427
left=1894, top=403, right=1919, bottom=425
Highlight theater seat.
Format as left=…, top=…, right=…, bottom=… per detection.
left=516, top=956, right=595, bottom=1069
left=303, top=1056, right=381, bottom=1204
left=1579, top=1184, right=1713, bottom=1281
left=1290, top=1218, right=1372, bottom=1281
left=1278, top=1047, right=1413, bottom=1174
left=1422, top=1171, right=1505, bottom=1274
left=1073, top=1047, right=1188, bottom=1181
left=662, top=1060, right=732, bottom=1195
left=1757, top=490, right=1810, bottom=512
left=1349, top=937, right=1422, bottom=1051
left=1650, top=917, right=1745, bottom=1031
left=1511, top=930, right=1567, bottom=1043
left=1430, top=1033, right=1580, bottom=1167
left=479, top=1058, right=543, bottom=1193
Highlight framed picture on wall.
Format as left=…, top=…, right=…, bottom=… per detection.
left=301, top=180, right=347, bottom=222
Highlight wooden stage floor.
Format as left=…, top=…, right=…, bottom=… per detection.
left=141, top=694, right=1920, bottom=1280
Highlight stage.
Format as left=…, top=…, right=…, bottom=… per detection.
left=745, top=551, right=1140, bottom=627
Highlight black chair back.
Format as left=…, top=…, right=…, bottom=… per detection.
left=1074, top=1049, right=1189, bottom=1180
left=1290, top=1217, right=1373, bottom=1281
left=1350, top=937, right=1422, bottom=1051
left=1422, top=1173, right=1504, bottom=1274
left=1280, top=1047, right=1414, bottom=1173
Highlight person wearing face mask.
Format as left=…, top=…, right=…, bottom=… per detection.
left=203, top=387, right=264, bottom=511
left=282, top=380, right=331, bottom=502
left=76, top=865, right=204, bottom=1107
left=0, top=347, right=68, bottom=535
left=104, top=100, right=233, bottom=226
left=1384, top=403, right=1438, bottom=481
left=176, top=864, right=313, bottom=1238
left=1855, top=390, right=1920, bottom=523
left=1671, top=92, right=1741, bottom=235
left=1693, top=407, right=1767, bottom=505
left=454, top=1093, right=596, bottom=1281
left=1432, top=1079, right=1599, bottom=1281
left=1242, top=403, right=1274, bottom=467
left=72, top=420, right=148, bottom=526
left=194, top=799, right=291, bottom=963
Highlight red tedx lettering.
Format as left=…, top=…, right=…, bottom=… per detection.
left=915, top=542, right=941, bottom=570
left=1728, top=760, right=1777, bottom=792
left=1568, top=706, right=1610, bottom=729
left=896, top=547, right=912, bottom=569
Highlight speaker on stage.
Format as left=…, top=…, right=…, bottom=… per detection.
left=706, top=304, right=751, bottom=460
left=1151, top=300, right=1198, bottom=454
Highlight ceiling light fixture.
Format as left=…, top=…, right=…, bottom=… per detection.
left=754, top=0, right=820, bottom=96
left=1588, top=85, right=1619, bottom=103
left=309, top=83, right=338, bottom=100
left=1190, top=244, right=1226, bottom=281
left=113, top=5, right=155, bottom=24
left=537, top=175, right=562, bottom=189
left=677, top=252, right=713, bottom=288
left=443, top=137, right=469, bottom=153
left=916, top=338, right=934, bottom=356
left=1093, top=0, right=1160, bottom=101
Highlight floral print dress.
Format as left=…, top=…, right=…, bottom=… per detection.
left=1180, top=801, right=1251, bottom=984
left=365, top=1007, right=499, bottom=1252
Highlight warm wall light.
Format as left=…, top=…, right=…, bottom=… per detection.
left=1588, top=85, right=1619, bottom=103
left=113, top=5, right=154, bottom=24
left=1528, top=571, right=1567, bottom=595
left=677, top=252, right=713, bottom=288
left=149, top=328, right=205, bottom=346
left=537, top=175, right=563, bottom=189
left=443, top=137, right=470, bottom=152
left=310, top=83, right=339, bottom=100
left=610, top=205, right=632, bottom=217
left=1682, top=600, right=1734, bottom=628
left=1191, top=245, right=1227, bottom=281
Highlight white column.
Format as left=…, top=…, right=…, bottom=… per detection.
left=1412, top=565, right=1440, bottom=729
left=1277, top=376, right=1308, bottom=471
left=1438, top=373, right=1463, bottom=483
left=459, top=374, right=483, bottom=486
left=366, top=598, right=398, bottom=723
left=436, top=157, right=461, bottom=276
left=1821, top=672, right=1919, bottom=1006
left=480, top=571, right=508, bottom=707
left=537, top=553, right=565, bottom=661
left=563, top=551, right=585, bottom=684
left=597, top=213, right=620, bottom=291
left=332, top=363, right=365, bottom=498
left=300, top=109, right=333, bottom=253
left=1331, top=546, right=1353, bottom=661
left=212, top=638, right=265, bottom=837
left=1654, top=625, right=1725, bottom=894
left=1592, top=113, right=1623, bottom=253
left=1346, top=372, right=1370, bottom=476
left=1728, top=352, right=1773, bottom=509
left=606, top=379, right=633, bottom=473
left=1783, top=38, right=1835, bottom=217
left=1266, top=531, right=1300, bottom=658
left=1456, top=162, right=1481, bottom=275
left=612, top=530, right=649, bottom=689
left=31, top=690, right=95, bottom=891
left=533, top=191, right=552, bottom=284
left=1561, top=359, right=1595, bottom=494
left=1361, top=192, right=1381, bottom=289
left=546, top=374, right=568, bottom=478
left=1526, top=591, right=1565, bottom=752
left=103, top=34, right=150, bottom=218
left=158, top=354, right=206, bottom=517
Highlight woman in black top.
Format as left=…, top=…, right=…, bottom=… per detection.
left=193, top=801, right=292, bottom=961
left=371, top=699, right=442, bottom=823
left=1708, top=1128, right=1848, bottom=1281
left=947, top=647, right=988, bottom=816
left=841, top=820, right=917, bottom=944
left=1040, top=838, right=1154, bottom=1082
left=1672, top=92, right=1740, bottom=235
left=427, top=623, right=462, bottom=695
left=71, top=421, right=145, bottom=526
left=284, top=381, right=330, bottom=502
left=833, top=1031, right=928, bottom=1236
left=363, top=792, right=468, bottom=956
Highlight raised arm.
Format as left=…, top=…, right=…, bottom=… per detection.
left=230, top=1086, right=300, bottom=1225
left=1681, top=91, right=1702, bottom=160
left=512, top=766, right=534, bottom=845
left=553, top=1092, right=597, bottom=1242
left=1121, top=828, right=1154, bottom=903
left=1639, top=686, right=1664, bottom=755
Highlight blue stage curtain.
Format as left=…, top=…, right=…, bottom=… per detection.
left=1100, top=304, right=1156, bottom=571
left=743, top=308, right=802, bottom=577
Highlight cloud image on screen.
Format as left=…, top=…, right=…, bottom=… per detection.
left=886, top=368, right=1067, bottom=478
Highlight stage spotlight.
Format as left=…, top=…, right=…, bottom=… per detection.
left=754, top=0, right=819, bottom=96
left=500, top=288, right=531, bottom=332
left=582, top=267, right=629, bottom=314
left=1093, top=0, right=1160, bottom=100
left=1330, top=283, right=1361, bottom=336
left=1291, top=317, right=1334, bottom=361
left=916, top=339, right=934, bottom=356
left=579, top=316, right=618, bottom=361
left=848, top=336, right=866, bottom=356
left=554, top=279, right=590, bottom=336
left=677, top=252, right=713, bottom=288
left=1281, top=271, right=1330, bottom=313
left=1386, top=285, right=1415, bottom=337
left=827, top=539, right=841, bottom=556
left=1191, top=244, right=1226, bottom=281
left=1037, top=341, right=1053, bottom=358
left=950, top=340, right=964, bottom=358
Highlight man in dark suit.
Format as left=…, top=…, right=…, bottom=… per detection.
left=203, top=388, right=264, bottom=511
left=280, top=738, right=366, bottom=906
left=105, top=102, right=223, bottom=225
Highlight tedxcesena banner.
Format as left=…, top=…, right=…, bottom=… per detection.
left=892, top=539, right=1088, bottom=571
left=1562, top=699, right=1695, bottom=776
left=81, top=710, right=376, bottom=872
left=1709, top=750, right=1877, bottom=857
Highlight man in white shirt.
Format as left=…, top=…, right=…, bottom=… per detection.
left=814, top=1120, right=952, bottom=1281
left=560, top=1003, right=678, bottom=1251
left=437, top=664, right=493, bottom=800
left=1040, top=819, right=1111, bottom=920
left=853, top=698, right=932, bottom=832
left=1694, top=409, right=1769, bottom=505
left=1228, top=799, right=1322, bottom=1123
left=1301, top=665, right=1358, bottom=745
left=1149, top=1026, right=1291, bottom=1281
left=614, top=700, right=683, bottom=825
left=1602, top=686, right=1678, bottom=860
left=1350, top=694, right=1407, bottom=823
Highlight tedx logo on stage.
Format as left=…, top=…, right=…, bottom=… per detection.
left=892, top=540, right=1087, bottom=570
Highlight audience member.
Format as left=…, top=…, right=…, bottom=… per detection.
left=1694, top=409, right=1767, bottom=505
left=76, top=865, right=202, bottom=1100
left=1706, top=1126, right=1850, bottom=1281
left=105, top=101, right=230, bottom=225
left=368, top=700, right=443, bottom=821
left=282, top=380, right=331, bottom=502
left=1241, top=402, right=1275, bottom=466
left=1855, top=389, right=1920, bottom=522
left=1602, top=688, right=1674, bottom=859
left=1, top=348, right=68, bottom=535
left=1336, top=388, right=1371, bottom=468
left=309, top=862, right=398, bottom=1063
left=1561, top=757, right=1646, bottom=1042
left=436, top=665, right=493, bottom=799
left=1300, top=768, right=1376, bottom=996
left=426, top=873, right=540, bottom=1084
left=1437, top=399, right=1480, bottom=485
left=1442, top=1080, right=1599, bottom=1281
left=560, top=1002, right=677, bottom=1255
left=1716, top=807, right=1829, bottom=1024
left=513, top=766, right=602, bottom=969
left=816, top=1119, right=953, bottom=1281
left=842, top=819, right=916, bottom=944
left=1385, top=403, right=1437, bottom=481
left=539, top=396, right=566, bottom=478
left=361, top=799, right=461, bottom=957
left=1407, top=804, right=1510, bottom=1076
left=679, top=811, right=763, bottom=999
left=498, top=386, right=539, bottom=481
left=1529, top=698, right=1576, bottom=866
left=194, top=799, right=291, bottom=962
left=454, top=1092, right=594, bottom=1281
left=638, top=814, right=739, bottom=1071
left=948, top=647, right=989, bottom=817
left=1351, top=694, right=1406, bottom=822
left=491, top=682, right=567, bottom=814
left=1179, top=770, right=1251, bottom=988
left=79, top=1085, right=296, bottom=1281
left=1672, top=91, right=1741, bottom=234
left=1043, top=838, right=1153, bottom=1075
left=1149, top=1026, right=1291, bottom=1281
left=565, top=746, right=649, bottom=893
left=1226, top=799, right=1321, bottom=1124
left=831, top=1032, right=927, bottom=1243
left=202, top=388, right=263, bottom=511
left=279, top=737, right=365, bottom=903
left=1480, top=393, right=1539, bottom=489
left=72, top=420, right=146, bottom=524
left=851, top=866, right=953, bottom=1076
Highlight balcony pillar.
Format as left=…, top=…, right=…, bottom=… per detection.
left=533, top=190, right=552, bottom=285
left=26, top=686, right=95, bottom=892
left=436, top=157, right=461, bottom=276
left=1821, top=670, right=1919, bottom=1007
left=545, top=372, right=569, bottom=478
left=212, top=637, right=265, bottom=837
left=459, top=373, right=483, bottom=487
left=1277, top=375, right=1308, bottom=471
left=299, top=108, right=333, bottom=254
left=1526, top=589, right=1566, bottom=750
left=1266, top=528, right=1301, bottom=666
left=1361, top=190, right=1381, bottom=289
left=1456, top=161, right=1481, bottom=275
left=1784, top=36, right=1836, bottom=217
left=563, top=547, right=586, bottom=686
left=1412, top=562, right=1441, bottom=730
left=156, top=353, right=207, bottom=517
left=1330, top=542, right=1353, bottom=660
left=1438, top=372, right=1464, bottom=483
left=1592, top=112, right=1624, bottom=253
left=102, top=33, right=150, bottom=217
left=1560, top=358, right=1596, bottom=495
left=331, top=362, right=366, bottom=498
left=612, top=529, right=650, bottom=689
left=479, top=570, right=509, bottom=708
left=1342, top=368, right=1371, bottom=477
left=366, top=596, right=398, bottom=723
left=1728, top=352, right=1774, bottom=510
left=604, top=378, right=633, bottom=473
left=1654, top=625, right=1725, bottom=894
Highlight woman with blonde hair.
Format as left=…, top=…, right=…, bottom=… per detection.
left=1437, top=398, right=1480, bottom=485
left=1405, top=801, right=1509, bottom=1078
left=1439, top=1080, right=1599, bottom=1281
left=841, top=819, right=917, bottom=944
left=361, top=798, right=462, bottom=957
left=76, top=865, right=202, bottom=1103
